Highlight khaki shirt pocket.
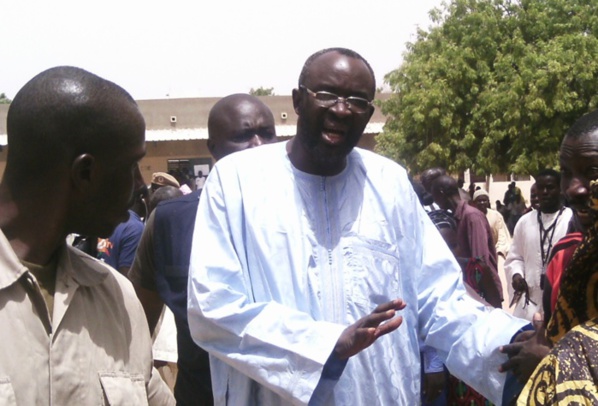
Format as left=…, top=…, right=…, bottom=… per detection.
left=99, top=372, right=148, bottom=406
left=0, top=376, right=17, bottom=406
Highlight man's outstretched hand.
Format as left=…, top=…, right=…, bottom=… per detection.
left=498, top=312, right=550, bottom=383
left=334, top=299, right=406, bottom=360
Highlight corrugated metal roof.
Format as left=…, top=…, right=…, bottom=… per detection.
left=145, top=129, right=209, bottom=142
left=144, top=122, right=384, bottom=142
left=0, top=122, right=385, bottom=145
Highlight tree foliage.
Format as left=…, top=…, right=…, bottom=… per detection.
left=377, top=0, right=598, bottom=175
left=249, top=87, right=275, bottom=96
left=0, top=93, right=11, bottom=104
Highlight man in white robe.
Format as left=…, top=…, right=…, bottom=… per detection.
left=188, top=48, right=527, bottom=405
left=505, top=169, right=572, bottom=321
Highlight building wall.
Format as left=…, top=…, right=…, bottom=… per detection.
left=140, top=133, right=377, bottom=183
left=2, top=95, right=539, bottom=205
left=470, top=178, right=535, bottom=210
left=0, top=133, right=378, bottom=184
left=0, top=93, right=384, bottom=185
left=0, top=94, right=390, bottom=138
left=137, top=96, right=300, bottom=132
left=140, top=139, right=211, bottom=183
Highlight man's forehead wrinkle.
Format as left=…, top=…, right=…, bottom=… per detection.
left=240, top=119, right=256, bottom=130
left=233, top=104, right=269, bottom=130
left=575, top=144, right=598, bottom=154
left=561, top=140, right=598, bottom=158
left=240, top=117, right=272, bottom=131
left=560, top=143, right=575, bottom=157
left=222, top=110, right=250, bottom=131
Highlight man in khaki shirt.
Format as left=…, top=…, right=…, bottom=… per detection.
left=0, top=66, right=174, bottom=405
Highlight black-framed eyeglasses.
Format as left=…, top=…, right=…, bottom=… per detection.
left=300, top=85, right=373, bottom=114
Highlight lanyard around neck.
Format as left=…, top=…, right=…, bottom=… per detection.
left=538, top=207, right=565, bottom=270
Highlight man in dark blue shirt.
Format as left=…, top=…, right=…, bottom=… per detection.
left=128, top=93, right=277, bottom=405
left=98, top=209, right=144, bottom=275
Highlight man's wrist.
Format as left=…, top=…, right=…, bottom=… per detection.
left=321, top=351, right=348, bottom=380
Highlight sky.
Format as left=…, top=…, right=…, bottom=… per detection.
left=1, top=0, right=444, bottom=100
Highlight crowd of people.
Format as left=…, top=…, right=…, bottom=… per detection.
left=0, top=47, right=597, bottom=406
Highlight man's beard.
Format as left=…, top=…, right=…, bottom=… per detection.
left=296, top=123, right=359, bottom=172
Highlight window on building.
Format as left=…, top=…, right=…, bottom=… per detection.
left=167, top=158, right=213, bottom=191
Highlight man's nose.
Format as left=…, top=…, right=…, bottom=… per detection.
left=565, top=176, right=589, bottom=201
left=329, top=99, right=353, bottom=118
left=248, top=134, right=264, bottom=148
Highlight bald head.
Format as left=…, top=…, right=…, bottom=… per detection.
left=298, top=47, right=376, bottom=95
left=207, top=94, right=276, bottom=160
left=148, top=185, right=183, bottom=214
left=430, top=175, right=460, bottom=210
left=6, top=66, right=144, bottom=183
left=420, top=167, right=447, bottom=193
left=432, top=175, right=459, bottom=195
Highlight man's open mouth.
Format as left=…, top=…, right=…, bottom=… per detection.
left=322, top=128, right=346, bottom=145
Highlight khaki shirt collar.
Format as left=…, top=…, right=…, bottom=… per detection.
left=61, top=245, right=110, bottom=287
left=0, top=228, right=28, bottom=290
left=0, top=229, right=110, bottom=291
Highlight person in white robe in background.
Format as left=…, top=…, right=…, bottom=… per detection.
left=505, top=170, right=572, bottom=321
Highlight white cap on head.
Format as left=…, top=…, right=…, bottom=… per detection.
left=473, top=189, right=489, bottom=201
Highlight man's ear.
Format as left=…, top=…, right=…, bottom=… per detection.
left=71, top=153, right=96, bottom=192
left=292, top=88, right=301, bottom=115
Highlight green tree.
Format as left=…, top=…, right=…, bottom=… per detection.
left=377, top=0, right=598, bottom=175
left=0, top=93, right=11, bottom=104
left=249, top=87, right=275, bottom=96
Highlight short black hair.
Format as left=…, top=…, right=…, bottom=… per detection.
left=565, top=109, right=598, bottom=139
left=536, top=168, right=560, bottom=184
left=420, top=167, right=446, bottom=183
left=6, top=66, right=140, bottom=175
left=298, top=48, right=376, bottom=95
